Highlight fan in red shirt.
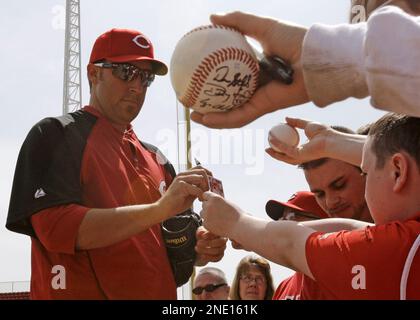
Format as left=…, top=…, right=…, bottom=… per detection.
left=266, top=191, right=329, bottom=300
left=269, top=125, right=375, bottom=300
left=200, top=113, right=420, bottom=300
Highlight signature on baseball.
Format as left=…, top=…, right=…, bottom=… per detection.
left=200, top=66, right=253, bottom=111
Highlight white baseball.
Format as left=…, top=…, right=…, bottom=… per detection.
left=269, top=123, right=300, bottom=151
left=170, top=25, right=260, bottom=114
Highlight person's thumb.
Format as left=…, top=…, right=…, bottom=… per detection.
left=202, top=191, right=213, bottom=202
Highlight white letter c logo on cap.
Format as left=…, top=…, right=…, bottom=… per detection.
left=132, top=35, right=151, bottom=49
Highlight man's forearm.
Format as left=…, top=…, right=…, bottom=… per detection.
left=302, top=22, right=368, bottom=108
left=300, top=218, right=373, bottom=233
left=229, top=215, right=314, bottom=272
left=327, top=132, right=366, bottom=167
left=76, top=203, right=167, bottom=250
left=303, top=7, right=420, bottom=117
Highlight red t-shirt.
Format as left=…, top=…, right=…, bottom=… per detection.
left=306, top=214, right=420, bottom=299
left=273, top=272, right=328, bottom=300
left=11, top=106, right=177, bottom=299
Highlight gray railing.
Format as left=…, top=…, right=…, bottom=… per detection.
left=0, top=281, right=30, bottom=293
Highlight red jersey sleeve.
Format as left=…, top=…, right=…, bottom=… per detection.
left=31, top=204, right=89, bottom=255
left=273, top=274, right=299, bottom=300
left=305, top=222, right=414, bottom=299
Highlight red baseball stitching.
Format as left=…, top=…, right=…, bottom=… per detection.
left=181, top=47, right=259, bottom=108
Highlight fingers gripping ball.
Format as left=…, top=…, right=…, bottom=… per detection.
left=269, top=123, right=300, bottom=151
left=170, top=25, right=260, bottom=114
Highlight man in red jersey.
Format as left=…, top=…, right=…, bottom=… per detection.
left=267, top=125, right=373, bottom=300
left=201, top=113, right=420, bottom=299
left=6, top=28, right=226, bottom=299
left=267, top=191, right=374, bottom=299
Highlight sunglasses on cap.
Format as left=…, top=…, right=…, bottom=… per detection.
left=192, top=283, right=227, bottom=295
left=94, top=62, right=155, bottom=87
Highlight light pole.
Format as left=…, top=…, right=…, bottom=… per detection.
left=62, top=0, right=82, bottom=114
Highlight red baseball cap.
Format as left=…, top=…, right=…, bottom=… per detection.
left=89, top=28, right=168, bottom=75
left=265, top=191, right=329, bottom=221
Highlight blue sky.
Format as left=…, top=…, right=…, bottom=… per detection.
left=0, top=0, right=387, bottom=295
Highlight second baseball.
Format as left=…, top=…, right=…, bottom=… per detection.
left=269, top=123, right=300, bottom=151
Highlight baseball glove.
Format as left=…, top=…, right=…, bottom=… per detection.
left=161, top=210, right=202, bottom=287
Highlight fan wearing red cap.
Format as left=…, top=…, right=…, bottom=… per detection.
left=266, top=191, right=329, bottom=222
left=266, top=192, right=328, bottom=299
left=6, top=28, right=227, bottom=299
left=266, top=192, right=330, bottom=300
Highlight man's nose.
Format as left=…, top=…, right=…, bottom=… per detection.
left=202, top=291, right=212, bottom=300
left=127, top=79, right=145, bottom=94
left=326, top=192, right=341, bottom=211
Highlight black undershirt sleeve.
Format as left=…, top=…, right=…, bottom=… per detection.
left=6, top=111, right=97, bottom=237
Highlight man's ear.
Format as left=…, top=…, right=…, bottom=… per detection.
left=87, top=64, right=100, bottom=86
left=390, top=153, right=408, bottom=193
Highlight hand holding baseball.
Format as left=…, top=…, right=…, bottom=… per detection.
left=267, top=117, right=367, bottom=166
left=266, top=117, right=333, bottom=165
left=191, top=11, right=309, bottom=129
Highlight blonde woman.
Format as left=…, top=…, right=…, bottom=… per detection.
left=229, top=255, right=275, bottom=300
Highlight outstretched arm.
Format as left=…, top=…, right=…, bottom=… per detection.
left=300, top=218, right=373, bottom=233
left=200, top=192, right=316, bottom=279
